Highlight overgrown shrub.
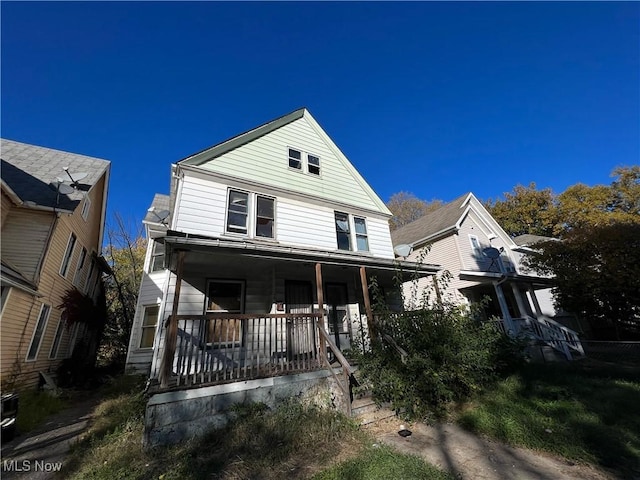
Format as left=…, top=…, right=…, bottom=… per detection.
left=354, top=271, right=523, bottom=421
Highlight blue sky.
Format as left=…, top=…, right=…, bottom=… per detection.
left=2, top=2, right=638, bottom=232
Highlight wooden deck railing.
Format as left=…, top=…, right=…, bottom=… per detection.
left=158, top=313, right=324, bottom=388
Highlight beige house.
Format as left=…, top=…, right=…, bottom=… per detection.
left=391, top=192, right=584, bottom=360
left=1, top=139, right=111, bottom=390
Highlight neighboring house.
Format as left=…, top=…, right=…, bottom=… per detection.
left=124, top=109, right=438, bottom=444
left=391, top=192, right=583, bottom=360
left=1, top=139, right=111, bottom=390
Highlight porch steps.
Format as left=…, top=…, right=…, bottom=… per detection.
left=351, top=394, right=395, bottom=425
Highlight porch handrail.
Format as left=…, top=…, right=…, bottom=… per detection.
left=512, top=314, right=584, bottom=361
left=316, top=323, right=354, bottom=416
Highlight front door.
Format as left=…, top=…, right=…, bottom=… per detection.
left=285, top=281, right=314, bottom=357
left=325, top=283, right=350, bottom=351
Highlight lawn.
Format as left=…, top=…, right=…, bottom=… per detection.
left=62, top=376, right=453, bottom=480
left=457, top=359, right=640, bottom=478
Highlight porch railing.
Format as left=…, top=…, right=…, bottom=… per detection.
left=317, top=325, right=355, bottom=416
left=158, top=313, right=324, bottom=389
left=510, top=315, right=585, bottom=360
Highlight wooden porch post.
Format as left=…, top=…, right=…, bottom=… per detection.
left=159, top=250, right=186, bottom=388
left=510, top=283, right=529, bottom=319
left=494, top=281, right=515, bottom=336
left=359, top=266, right=377, bottom=339
left=527, top=286, right=543, bottom=317
left=315, top=263, right=327, bottom=363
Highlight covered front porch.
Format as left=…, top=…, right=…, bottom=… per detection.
left=149, top=232, right=439, bottom=394
left=460, top=270, right=584, bottom=360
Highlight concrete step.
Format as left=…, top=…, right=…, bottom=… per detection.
left=351, top=395, right=396, bottom=425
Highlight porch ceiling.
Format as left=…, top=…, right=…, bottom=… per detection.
left=458, top=270, right=554, bottom=289
left=161, top=231, right=440, bottom=280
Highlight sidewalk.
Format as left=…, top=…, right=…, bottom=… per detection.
left=1, top=396, right=99, bottom=480
left=364, top=412, right=616, bottom=480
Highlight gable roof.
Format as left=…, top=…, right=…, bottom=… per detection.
left=1, top=138, right=110, bottom=213
left=175, top=108, right=391, bottom=216
left=391, top=193, right=472, bottom=246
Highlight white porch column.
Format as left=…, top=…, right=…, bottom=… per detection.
left=494, top=282, right=515, bottom=336
left=528, top=286, right=543, bottom=317
left=510, top=283, right=529, bottom=319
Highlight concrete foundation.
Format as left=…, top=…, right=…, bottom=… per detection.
left=143, top=369, right=347, bottom=447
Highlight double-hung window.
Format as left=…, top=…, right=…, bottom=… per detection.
left=335, top=212, right=352, bottom=251
left=60, top=233, right=77, bottom=277
left=81, top=197, right=91, bottom=221
left=150, top=241, right=165, bottom=272
left=139, top=305, right=159, bottom=348
left=73, top=247, right=87, bottom=288
left=226, top=190, right=249, bottom=234
left=354, top=217, right=369, bottom=251
left=307, top=154, right=320, bottom=175
left=288, top=148, right=302, bottom=170
left=335, top=213, right=370, bottom=252
left=49, top=319, right=64, bottom=359
left=256, top=196, right=275, bottom=238
left=226, top=190, right=275, bottom=239
left=27, top=304, right=51, bottom=361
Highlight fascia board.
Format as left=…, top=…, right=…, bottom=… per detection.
left=302, top=110, right=392, bottom=216
left=178, top=109, right=306, bottom=166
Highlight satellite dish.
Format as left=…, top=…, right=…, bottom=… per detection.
left=394, top=244, right=413, bottom=257
left=58, top=167, right=88, bottom=186
left=57, top=183, right=75, bottom=195
left=148, top=207, right=170, bottom=224
left=482, top=247, right=501, bottom=259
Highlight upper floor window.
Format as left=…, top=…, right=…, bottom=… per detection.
left=469, top=235, right=481, bottom=252
left=27, top=304, right=50, bottom=361
left=335, top=213, right=370, bottom=252
left=225, top=189, right=275, bottom=239
left=335, top=212, right=352, bottom=251
left=60, top=233, right=77, bottom=277
left=150, top=241, right=165, bottom=272
left=73, top=247, right=87, bottom=288
left=0, top=286, right=9, bottom=314
left=226, top=190, right=249, bottom=234
left=307, top=154, right=320, bottom=175
left=49, top=319, right=64, bottom=359
left=354, top=217, right=369, bottom=251
left=256, top=196, right=275, bottom=238
left=81, top=197, right=91, bottom=221
left=288, top=148, right=302, bottom=170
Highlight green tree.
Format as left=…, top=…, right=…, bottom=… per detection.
left=387, top=191, right=443, bottom=231
left=524, top=223, right=640, bottom=340
left=99, top=214, right=147, bottom=368
left=485, top=182, right=559, bottom=237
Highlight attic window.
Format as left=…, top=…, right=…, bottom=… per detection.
left=308, top=154, right=320, bottom=175
left=81, top=197, right=91, bottom=221
left=288, top=148, right=302, bottom=170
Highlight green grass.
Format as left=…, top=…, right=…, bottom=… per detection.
left=16, top=390, right=68, bottom=433
left=313, top=444, right=456, bottom=480
left=457, top=360, right=640, bottom=478
left=62, top=376, right=451, bottom=480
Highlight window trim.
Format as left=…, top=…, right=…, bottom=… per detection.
left=73, top=247, right=88, bottom=288
left=0, top=286, right=10, bottom=314
left=149, top=240, right=165, bottom=272
left=307, top=153, right=321, bottom=176
left=335, top=212, right=352, bottom=251
left=60, top=233, right=77, bottom=277
left=49, top=318, right=65, bottom=359
left=81, top=196, right=91, bottom=221
left=255, top=195, right=275, bottom=239
left=469, top=234, right=481, bottom=252
left=225, top=189, right=250, bottom=235
left=139, top=304, right=160, bottom=349
left=26, top=303, right=51, bottom=361
left=288, top=147, right=302, bottom=170
left=354, top=216, right=369, bottom=252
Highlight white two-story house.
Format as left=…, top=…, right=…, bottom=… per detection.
left=125, top=109, right=438, bottom=444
